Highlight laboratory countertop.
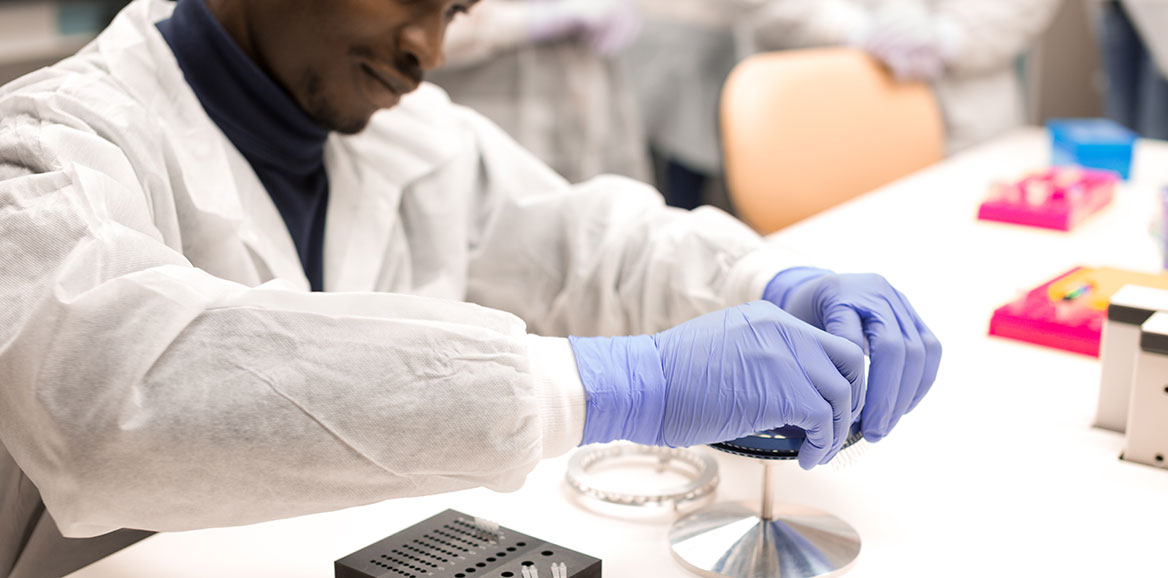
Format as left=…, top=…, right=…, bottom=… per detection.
left=67, top=128, right=1168, bottom=578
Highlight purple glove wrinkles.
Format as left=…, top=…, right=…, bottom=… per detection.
left=569, top=301, right=865, bottom=470
left=764, top=268, right=942, bottom=443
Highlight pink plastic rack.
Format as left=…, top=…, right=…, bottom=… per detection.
left=977, top=168, right=1118, bottom=231
left=988, top=267, right=1103, bottom=357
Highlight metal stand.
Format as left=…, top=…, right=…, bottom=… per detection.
left=668, top=462, right=861, bottom=578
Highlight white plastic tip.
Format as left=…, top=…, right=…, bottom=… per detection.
left=830, top=439, right=871, bottom=471
left=472, top=516, right=500, bottom=534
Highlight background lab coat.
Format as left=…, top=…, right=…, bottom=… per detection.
left=427, top=0, right=650, bottom=183
left=622, top=0, right=765, bottom=176
left=1120, top=0, right=1168, bottom=79
left=0, top=0, right=792, bottom=575
left=748, top=0, right=1063, bottom=153
left=1096, top=0, right=1168, bottom=138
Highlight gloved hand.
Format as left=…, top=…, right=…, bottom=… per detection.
left=764, top=268, right=942, bottom=443
left=852, top=3, right=961, bottom=82
left=569, top=301, right=866, bottom=470
left=528, top=0, right=642, bottom=56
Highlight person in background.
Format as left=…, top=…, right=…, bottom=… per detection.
left=622, top=0, right=765, bottom=210
left=97, top=0, right=134, bottom=25
left=748, top=0, right=1062, bottom=154
left=1096, top=0, right=1168, bottom=139
left=427, top=0, right=650, bottom=183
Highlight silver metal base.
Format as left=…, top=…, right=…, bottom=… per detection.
left=669, top=502, right=861, bottom=578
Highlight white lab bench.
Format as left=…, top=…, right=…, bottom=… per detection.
left=66, top=128, right=1168, bottom=577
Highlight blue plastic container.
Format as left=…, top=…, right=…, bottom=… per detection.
left=1048, top=119, right=1138, bottom=180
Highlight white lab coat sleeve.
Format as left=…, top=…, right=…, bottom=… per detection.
left=459, top=107, right=795, bottom=339
left=640, top=0, right=768, bottom=30
left=442, top=0, right=535, bottom=69
left=0, top=114, right=556, bottom=537
left=525, top=335, right=587, bottom=458
left=748, top=0, right=873, bottom=51
left=934, top=0, right=1062, bottom=76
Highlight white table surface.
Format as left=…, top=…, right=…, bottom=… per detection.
left=68, top=128, right=1168, bottom=578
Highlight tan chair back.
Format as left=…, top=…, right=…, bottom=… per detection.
left=721, top=47, right=946, bottom=234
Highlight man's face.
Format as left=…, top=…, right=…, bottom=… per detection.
left=248, top=0, right=476, bottom=134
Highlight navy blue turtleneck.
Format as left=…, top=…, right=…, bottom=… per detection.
left=158, top=0, right=330, bottom=291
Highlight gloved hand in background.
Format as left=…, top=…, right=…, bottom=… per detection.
left=850, top=2, right=962, bottom=82
left=569, top=301, right=866, bottom=470
left=528, top=0, right=642, bottom=56
left=764, top=268, right=942, bottom=443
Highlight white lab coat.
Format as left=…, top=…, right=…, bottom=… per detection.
left=622, top=0, right=765, bottom=175
left=427, top=1, right=650, bottom=183
left=0, top=0, right=787, bottom=568
left=749, top=0, right=1062, bottom=153
left=1118, top=0, right=1168, bottom=79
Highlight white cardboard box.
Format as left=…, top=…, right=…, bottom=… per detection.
left=1123, top=312, right=1168, bottom=468
left=1095, top=285, right=1168, bottom=432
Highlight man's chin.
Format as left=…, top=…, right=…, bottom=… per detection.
left=332, top=116, right=373, bottom=135
left=314, top=109, right=375, bottom=135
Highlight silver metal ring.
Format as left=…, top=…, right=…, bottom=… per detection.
left=565, top=444, right=719, bottom=509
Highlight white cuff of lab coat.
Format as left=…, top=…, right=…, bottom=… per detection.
left=526, top=335, right=587, bottom=458
left=722, top=242, right=810, bottom=304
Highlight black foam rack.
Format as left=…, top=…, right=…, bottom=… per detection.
left=335, top=509, right=601, bottom=578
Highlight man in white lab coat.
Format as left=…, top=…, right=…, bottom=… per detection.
left=748, top=0, right=1062, bottom=153
left=0, top=1, right=940, bottom=576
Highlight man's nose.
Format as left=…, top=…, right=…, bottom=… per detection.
left=400, top=16, right=446, bottom=71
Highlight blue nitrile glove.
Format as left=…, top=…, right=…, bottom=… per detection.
left=569, top=301, right=866, bottom=470
left=764, top=268, right=942, bottom=443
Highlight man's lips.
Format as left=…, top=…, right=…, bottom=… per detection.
left=361, top=61, right=417, bottom=96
